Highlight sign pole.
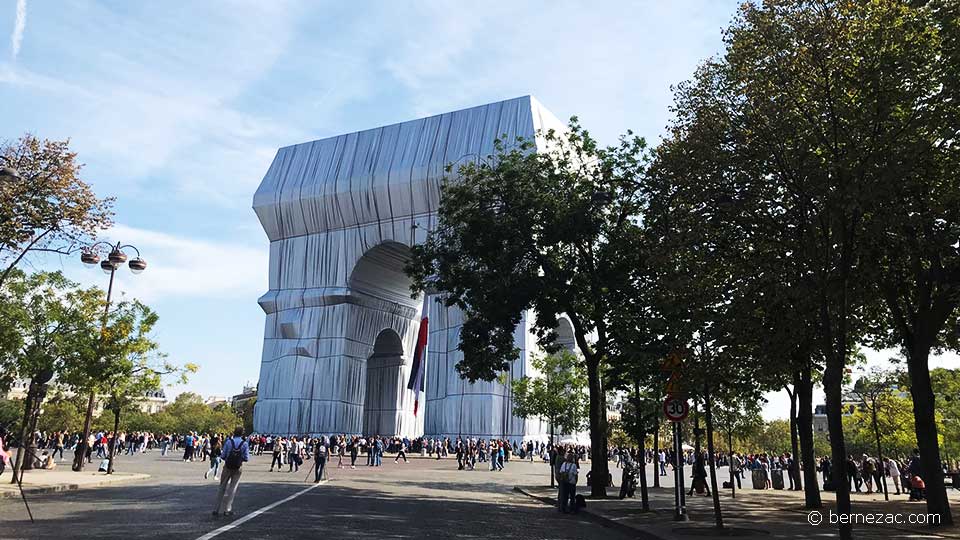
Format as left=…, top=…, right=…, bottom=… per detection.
left=673, top=422, right=681, bottom=519
left=674, top=421, right=688, bottom=521
left=661, top=351, right=688, bottom=522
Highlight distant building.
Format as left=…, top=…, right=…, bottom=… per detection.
left=204, top=395, right=229, bottom=408
left=812, top=387, right=909, bottom=433
left=231, top=384, right=257, bottom=409
left=4, top=378, right=168, bottom=415
left=141, top=389, right=167, bottom=414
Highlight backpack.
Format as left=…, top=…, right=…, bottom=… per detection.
left=224, top=437, right=246, bottom=470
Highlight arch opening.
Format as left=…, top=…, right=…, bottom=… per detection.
left=349, top=242, right=419, bottom=308
left=363, top=329, right=406, bottom=435
left=555, top=316, right=577, bottom=351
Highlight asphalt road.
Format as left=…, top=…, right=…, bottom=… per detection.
left=0, top=452, right=628, bottom=540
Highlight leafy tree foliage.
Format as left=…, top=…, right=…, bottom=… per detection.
left=408, top=121, right=650, bottom=497
left=0, top=399, right=22, bottom=441
left=0, top=135, right=113, bottom=287
left=0, top=271, right=101, bottom=481
left=931, top=368, right=960, bottom=462
left=647, top=0, right=957, bottom=530
left=90, top=300, right=195, bottom=473
left=511, top=350, right=587, bottom=437
left=36, top=393, right=86, bottom=434
left=843, top=397, right=919, bottom=459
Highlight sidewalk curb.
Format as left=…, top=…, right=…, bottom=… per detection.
left=0, top=474, right=151, bottom=499
left=513, top=486, right=666, bottom=540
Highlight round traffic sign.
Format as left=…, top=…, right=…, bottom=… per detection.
left=663, top=396, right=690, bottom=422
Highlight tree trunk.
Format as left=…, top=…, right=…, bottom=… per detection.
left=637, top=423, right=650, bottom=511
left=633, top=382, right=649, bottom=511
left=906, top=344, right=953, bottom=525
left=9, top=380, right=35, bottom=485
left=789, top=374, right=802, bottom=492
left=653, top=416, right=661, bottom=488
left=824, top=349, right=853, bottom=540
left=73, top=391, right=96, bottom=472
left=728, top=429, right=736, bottom=499
left=704, top=385, right=724, bottom=529
left=796, top=364, right=822, bottom=508
left=550, top=421, right=556, bottom=488
left=107, top=407, right=121, bottom=475
left=586, top=356, right=609, bottom=498
left=871, top=406, right=888, bottom=501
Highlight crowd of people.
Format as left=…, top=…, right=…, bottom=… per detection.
left=605, top=443, right=951, bottom=503
left=6, top=424, right=951, bottom=521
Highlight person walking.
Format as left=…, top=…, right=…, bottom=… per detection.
left=374, top=437, right=383, bottom=467
left=885, top=457, right=902, bottom=495
left=288, top=437, right=300, bottom=472
left=212, top=427, right=248, bottom=518
left=862, top=454, right=875, bottom=494
left=349, top=437, right=359, bottom=469
left=269, top=438, right=283, bottom=472
left=205, top=435, right=223, bottom=480
left=53, top=431, right=65, bottom=461
left=0, top=427, right=9, bottom=479
left=313, top=437, right=327, bottom=483
left=847, top=455, right=862, bottom=492
left=558, top=452, right=579, bottom=514
left=395, top=439, right=408, bottom=464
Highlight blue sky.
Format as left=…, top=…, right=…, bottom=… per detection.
left=6, top=0, right=945, bottom=418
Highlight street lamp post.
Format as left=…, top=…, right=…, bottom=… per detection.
left=71, top=242, right=146, bottom=472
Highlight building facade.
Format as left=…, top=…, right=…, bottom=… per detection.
left=252, top=96, right=567, bottom=439
left=4, top=379, right=167, bottom=416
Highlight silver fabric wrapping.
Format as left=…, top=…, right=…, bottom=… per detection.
left=252, top=96, right=565, bottom=439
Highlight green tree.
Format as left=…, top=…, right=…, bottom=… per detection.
left=0, top=271, right=101, bottom=483
left=97, top=300, right=195, bottom=474
left=407, top=121, right=650, bottom=497
left=0, top=399, right=22, bottom=440
left=511, top=350, right=587, bottom=486
left=37, top=393, right=86, bottom=434
left=848, top=368, right=914, bottom=499
left=745, top=419, right=792, bottom=456
left=0, top=135, right=113, bottom=288
left=236, top=397, right=256, bottom=437
left=647, top=0, right=958, bottom=531
left=843, top=396, right=918, bottom=462
left=857, top=0, right=960, bottom=522
left=931, top=368, right=960, bottom=464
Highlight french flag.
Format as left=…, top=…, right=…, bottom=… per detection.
left=406, top=299, right=429, bottom=416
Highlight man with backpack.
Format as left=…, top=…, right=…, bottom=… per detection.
left=313, top=436, right=328, bottom=483
left=213, top=427, right=249, bottom=517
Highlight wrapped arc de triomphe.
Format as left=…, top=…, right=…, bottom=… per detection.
left=252, top=96, right=577, bottom=439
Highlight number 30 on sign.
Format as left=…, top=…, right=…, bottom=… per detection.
left=663, top=396, right=690, bottom=422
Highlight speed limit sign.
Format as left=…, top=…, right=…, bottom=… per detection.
left=663, top=396, right=690, bottom=422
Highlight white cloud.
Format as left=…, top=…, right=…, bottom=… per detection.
left=10, top=0, right=25, bottom=59
left=0, top=1, right=305, bottom=207
left=95, top=224, right=268, bottom=304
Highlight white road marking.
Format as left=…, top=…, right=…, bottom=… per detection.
left=195, top=480, right=327, bottom=540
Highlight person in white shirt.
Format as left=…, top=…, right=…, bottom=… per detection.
left=885, top=457, right=902, bottom=495
left=558, top=452, right=579, bottom=514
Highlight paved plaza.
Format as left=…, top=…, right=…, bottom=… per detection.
left=0, top=453, right=626, bottom=540
left=2, top=452, right=958, bottom=540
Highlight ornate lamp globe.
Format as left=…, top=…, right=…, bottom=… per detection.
left=100, top=259, right=117, bottom=274
left=128, top=257, right=147, bottom=274
left=108, top=249, right=128, bottom=265
left=80, top=250, right=100, bottom=268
